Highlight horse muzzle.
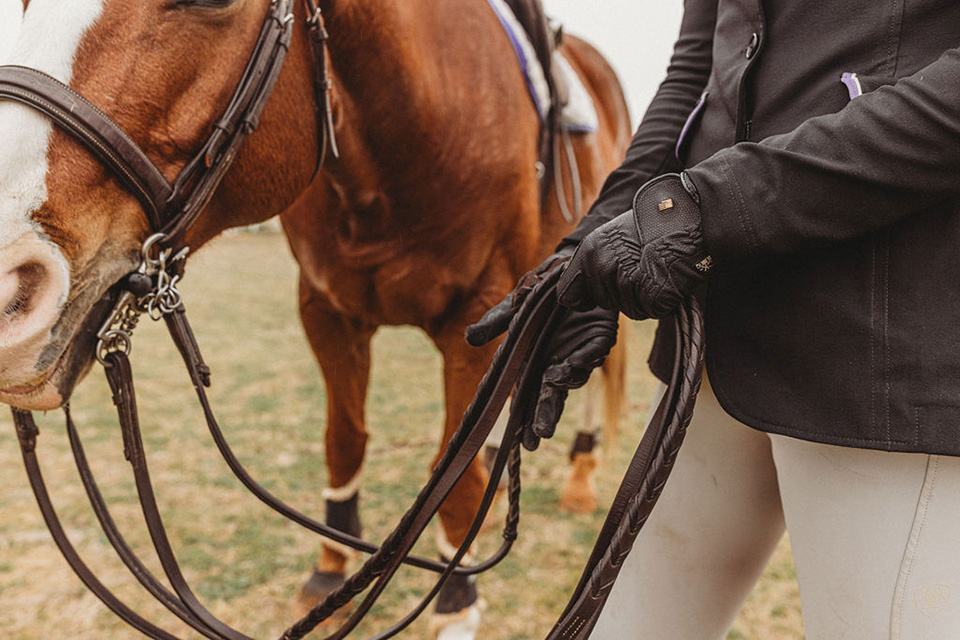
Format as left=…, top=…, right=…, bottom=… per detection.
left=0, top=229, right=126, bottom=411
left=0, top=229, right=72, bottom=408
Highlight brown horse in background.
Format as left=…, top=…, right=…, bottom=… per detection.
left=279, top=0, right=631, bottom=634
left=0, top=0, right=629, bottom=636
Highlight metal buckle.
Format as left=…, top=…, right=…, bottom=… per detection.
left=306, top=4, right=322, bottom=26
left=95, top=234, right=190, bottom=366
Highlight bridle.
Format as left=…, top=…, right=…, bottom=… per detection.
left=1, top=2, right=705, bottom=639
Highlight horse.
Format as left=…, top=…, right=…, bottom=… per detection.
left=276, top=1, right=631, bottom=632
left=0, top=0, right=630, bottom=636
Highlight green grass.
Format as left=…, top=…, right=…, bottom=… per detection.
left=0, top=230, right=802, bottom=638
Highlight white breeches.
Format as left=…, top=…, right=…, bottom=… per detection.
left=591, top=376, right=960, bottom=639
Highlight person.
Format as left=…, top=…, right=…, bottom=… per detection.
left=467, top=0, right=960, bottom=637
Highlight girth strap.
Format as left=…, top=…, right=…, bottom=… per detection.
left=303, top=0, right=340, bottom=165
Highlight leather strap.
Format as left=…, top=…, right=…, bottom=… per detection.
left=158, top=0, right=297, bottom=252
left=547, top=299, right=705, bottom=639
left=14, top=271, right=559, bottom=640
left=279, top=271, right=566, bottom=639
left=162, top=304, right=518, bottom=578
left=103, top=352, right=256, bottom=640
left=13, top=275, right=703, bottom=640
left=302, top=0, right=340, bottom=165
left=0, top=66, right=173, bottom=229
left=126, top=271, right=557, bottom=640
left=9, top=312, right=531, bottom=640
left=4, top=0, right=707, bottom=635
left=12, top=410, right=183, bottom=640
left=64, top=406, right=228, bottom=640
left=0, top=0, right=298, bottom=250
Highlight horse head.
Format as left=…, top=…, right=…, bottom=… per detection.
left=0, top=0, right=320, bottom=410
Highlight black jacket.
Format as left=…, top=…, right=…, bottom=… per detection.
left=567, top=0, right=960, bottom=455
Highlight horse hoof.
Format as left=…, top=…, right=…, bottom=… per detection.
left=293, top=569, right=351, bottom=626
left=429, top=568, right=482, bottom=639
left=429, top=602, right=484, bottom=639
left=558, top=451, right=599, bottom=513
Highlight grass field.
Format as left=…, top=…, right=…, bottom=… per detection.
left=0, top=230, right=802, bottom=639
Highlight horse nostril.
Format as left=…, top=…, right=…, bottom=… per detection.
left=0, top=263, right=45, bottom=323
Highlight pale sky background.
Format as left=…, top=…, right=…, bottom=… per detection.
left=542, top=1, right=685, bottom=126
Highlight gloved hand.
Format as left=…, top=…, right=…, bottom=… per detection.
left=557, top=172, right=713, bottom=320
left=466, top=248, right=618, bottom=451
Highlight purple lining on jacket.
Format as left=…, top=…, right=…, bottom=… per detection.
left=675, top=91, right=709, bottom=161
left=484, top=0, right=546, bottom=120
left=841, top=72, right=863, bottom=100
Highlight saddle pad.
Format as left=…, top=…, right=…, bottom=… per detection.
left=485, top=0, right=599, bottom=133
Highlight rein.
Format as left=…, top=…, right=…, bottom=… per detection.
left=1, top=1, right=705, bottom=638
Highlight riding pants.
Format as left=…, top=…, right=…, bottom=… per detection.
left=591, top=376, right=960, bottom=639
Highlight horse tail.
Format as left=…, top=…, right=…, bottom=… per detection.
left=600, top=318, right=628, bottom=451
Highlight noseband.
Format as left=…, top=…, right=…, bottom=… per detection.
left=1, top=2, right=705, bottom=639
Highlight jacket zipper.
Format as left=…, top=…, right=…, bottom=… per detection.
left=736, top=1, right=766, bottom=141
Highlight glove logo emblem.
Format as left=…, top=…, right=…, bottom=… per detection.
left=657, top=198, right=675, bottom=212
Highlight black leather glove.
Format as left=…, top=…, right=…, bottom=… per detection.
left=557, top=173, right=712, bottom=320
left=465, top=248, right=618, bottom=451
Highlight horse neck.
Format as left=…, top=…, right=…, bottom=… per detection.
left=186, top=0, right=324, bottom=247
left=320, top=0, right=431, bottom=200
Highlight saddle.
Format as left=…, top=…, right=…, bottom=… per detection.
left=501, top=0, right=571, bottom=197
left=503, top=0, right=569, bottom=112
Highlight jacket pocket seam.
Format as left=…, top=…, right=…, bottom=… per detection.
left=882, top=0, right=905, bottom=76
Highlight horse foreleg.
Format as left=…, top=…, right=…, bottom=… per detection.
left=428, top=321, right=500, bottom=639
left=294, top=282, right=375, bottom=620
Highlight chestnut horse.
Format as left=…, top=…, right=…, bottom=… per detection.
left=0, top=0, right=629, bottom=636
left=278, top=2, right=630, bottom=634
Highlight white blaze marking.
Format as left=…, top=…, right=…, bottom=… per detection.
left=0, top=0, right=106, bottom=250
left=0, top=2, right=23, bottom=61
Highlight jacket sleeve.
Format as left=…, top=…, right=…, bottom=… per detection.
left=558, top=0, right=717, bottom=250
left=691, top=48, right=960, bottom=264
